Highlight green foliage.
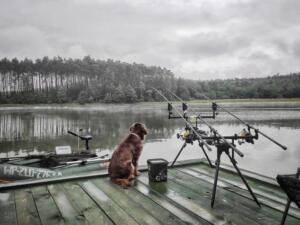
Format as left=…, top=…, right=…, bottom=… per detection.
left=194, top=75, right=300, bottom=100
left=77, top=90, right=89, bottom=104
left=144, top=89, right=154, bottom=102
left=111, top=86, right=125, bottom=103
left=0, top=56, right=299, bottom=104
left=123, top=84, right=137, bottom=103
left=103, top=93, right=113, bottom=103
left=0, top=56, right=174, bottom=104
left=56, top=87, right=67, bottom=103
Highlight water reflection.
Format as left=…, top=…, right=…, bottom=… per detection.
left=0, top=107, right=182, bottom=156
left=0, top=105, right=300, bottom=177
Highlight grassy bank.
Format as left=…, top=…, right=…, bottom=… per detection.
left=0, top=98, right=299, bottom=109
left=143, top=98, right=300, bottom=106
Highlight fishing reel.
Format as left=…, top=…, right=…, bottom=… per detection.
left=237, top=127, right=259, bottom=145
left=177, top=126, right=212, bottom=145
left=177, top=128, right=193, bottom=144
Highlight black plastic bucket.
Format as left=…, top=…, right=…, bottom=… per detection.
left=147, top=158, right=168, bottom=182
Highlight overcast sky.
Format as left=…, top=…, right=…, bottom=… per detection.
left=0, top=0, right=300, bottom=80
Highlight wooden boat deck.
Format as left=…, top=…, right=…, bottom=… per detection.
left=0, top=160, right=299, bottom=225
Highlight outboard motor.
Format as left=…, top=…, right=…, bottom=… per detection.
left=67, top=130, right=92, bottom=150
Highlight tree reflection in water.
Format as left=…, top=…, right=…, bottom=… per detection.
left=0, top=105, right=299, bottom=177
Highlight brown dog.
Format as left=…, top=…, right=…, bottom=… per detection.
left=108, top=122, right=148, bottom=188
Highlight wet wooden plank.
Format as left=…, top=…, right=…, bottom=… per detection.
left=134, top=180, right=210, bottom=225
left=219, top=163, right=278, bottom=185
left=61, top=182, right=114, bottom=225
left=169, top=169, right=300, bottom=225
left=0, top=191, right=17, bottom=225
left=47, top=184, right=89, bottom=225
left=92, top=178, right=162, bottom=225
left=184, top=166, right=300, bottom=218
left=31, top=186, right=65, bottom=225
left=15, top=188, right=41, bottom=225
left=115, top=181, right=190, bottom=225
left=80, top=180, right=139, bottom=225
left=192, top=164, right=286, bottom=199
left=137, top=175, right=231, bottom=225
left=168, top=170, right=265, bottom=224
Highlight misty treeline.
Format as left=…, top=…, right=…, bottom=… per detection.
left=0, top=56, right=299, bottom=104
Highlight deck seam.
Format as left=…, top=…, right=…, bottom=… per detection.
left=13, top=191, right=18, bottom=225
left=177, top=167, right=300, bottom=219
left=46, top=185, right=71, bottom=225
left=186, top=167, right=285, bottom=202
left=167, top=171, right=267, bottom=225
left=30, top=188, right=43, bottom=225
left=204, top=161, right=278, bottom=186
left=90, top=179, right=158, bottom=225
left=136, top=178, right=214, bottom=225
left=134, top=180, right=211, bottom=225
left=105, top=179, right=185, bottom=225
left=79, top=180, right=139, bottom=224
left=130, top=186, right=188, bottom=225
left=107, top=183, right=166, bottom=225
left=15, top=188, right=43, bottom=225
left=78, top=181, right=126, bottom=225
left=59, top=183, right=93, bottom=225
left=174, top=167, right=300, bottom=221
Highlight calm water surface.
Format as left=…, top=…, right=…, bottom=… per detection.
left=0, top=103, right=299, bottom=178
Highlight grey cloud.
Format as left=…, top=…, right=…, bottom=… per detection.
left=292, top=40, right=300, bottom=58
left=174, top=33, right=252, bottom=58
left=0, top=0, right=300, bottom=79
left=247, top=51, right=272, bottom=61
left=0, top=25, right=55, bottom=58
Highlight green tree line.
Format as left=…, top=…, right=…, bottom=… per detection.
left=0, top=56, right=299, bottom=104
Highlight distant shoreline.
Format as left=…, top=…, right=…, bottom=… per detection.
left=0, top=98, right=299, bottom=110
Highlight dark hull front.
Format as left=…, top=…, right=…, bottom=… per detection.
left=0, top=161, right=109, bottom=182
left=0, top=153, right=110, bottom=182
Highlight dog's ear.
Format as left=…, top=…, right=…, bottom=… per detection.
left=129, top=123, right=137, bottom=132
left=142, top=124, right=148, bottom=135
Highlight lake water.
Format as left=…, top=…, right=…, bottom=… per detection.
left=0, top=102, right=299, bottom=178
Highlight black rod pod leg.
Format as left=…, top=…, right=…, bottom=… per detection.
left=198, top=140, right=213, bottom=168
left=211, top=147, right=222, bottom=208
left=85, top=139, right=89, bottom=150
left=171, top=141, right=187, bottom=167
left=280, top=199, right=291, bottom=225
left=225, top=151, right=261, bottom=207
left=211, top=144, right=261, bottom=208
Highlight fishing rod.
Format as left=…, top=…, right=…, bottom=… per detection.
left=165, top=88, right=244, bottom=157
left=152, top=87, right=213, bottom=152
left=155, top=87, right=261, bottom=207
left=191, top=88, right=287, bottom=150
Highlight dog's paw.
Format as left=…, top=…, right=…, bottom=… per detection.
left=135, top=170, right=141, bottom=176
left=121, top=180, right=131, bottom=189
left=129, top=175, right=135, bottom=180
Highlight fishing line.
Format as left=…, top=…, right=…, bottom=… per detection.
left=152, top=87, right=213, bottom=152
left=189, top=87, right=287, bottom=150
left=164, top=88, right=244, bottom=157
